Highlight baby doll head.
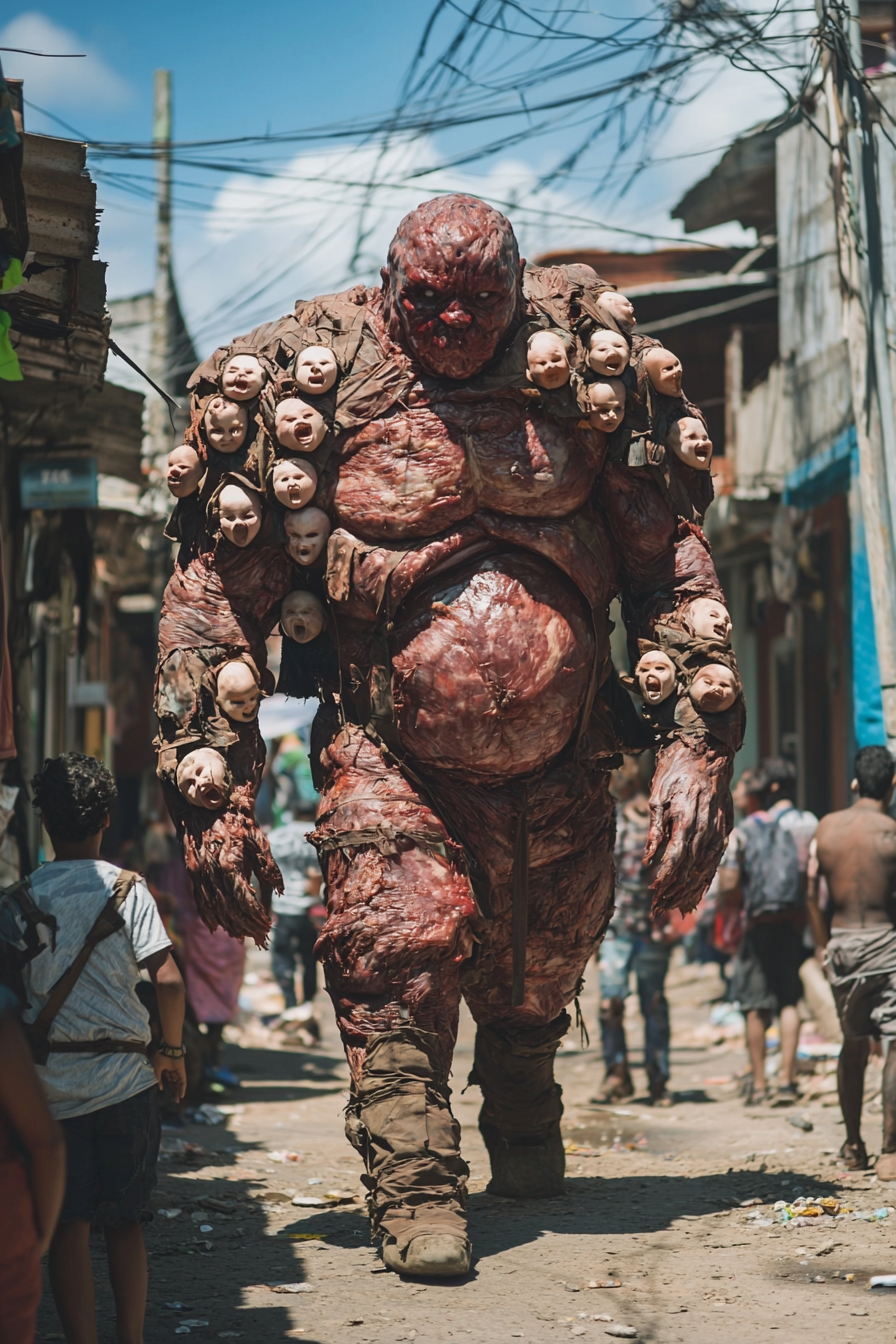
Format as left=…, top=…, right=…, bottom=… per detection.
left=221, top=354, right=265, bottom=402
left=204, top=396, right=248, bottom=453
left=275, top=397, right=327, bottom=453
left=635, top=649, right=677, bottom=705
left=166, top=444, right=203, bottom=498
left=689, top=663, right=738, bottom=714
left=587, top=378, right=626, bottom=433
left=643, top=346, right=683, bottom=397
left=682, top=597, right=731, bottom=645
left=272, top=458, right=318, bottom=510
left=176, top=747, right=229, bottom=810
left=667, top=416, right=712, bottom=471
left=284, top=506, right=330, bottom=566
left=294, top=345, right=339, bottom=396
left=526, top=330, right=571, bottom=391
left=280, top=589, right=326, bottom=644
left=218, top=481, right=263, bottom=548
left=596, top=290, right=636, bottom=332
left=587, top=328, right=630, bottom=378
left=215, top=660, right=261, bottom=723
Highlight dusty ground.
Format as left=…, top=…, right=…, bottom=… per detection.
left=36, top=952, right=896, bottom=1344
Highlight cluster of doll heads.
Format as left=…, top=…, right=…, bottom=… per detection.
left=632, top=597, right=737, bottom=717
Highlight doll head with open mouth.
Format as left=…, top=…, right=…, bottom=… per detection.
left=689, top=663, right=738, bottom=714
left=217, top=481, right=263, bottom=548
left=635, top=648, right=677, bottom=704
left=176, top=747, right=229, bottom=810
left=272, top=458, right=318, bottom=510
left=221, top=354, right=265, bottom=402
left=294, top=345, right=339, bottom=396
left=682, top=596, right=731, bottom=644
left=526, top=330, right=571, bottom=391
left=284, top=506, right=330, bottom=566
left=667, top=416, right=712, bottom=470
left=280, top=589, right=326, bottom=643
left=166, top=443, right=203, bottom=497
left=274, top=397, right=327, bottom=454
left=588, top=329, right=630, bottom=378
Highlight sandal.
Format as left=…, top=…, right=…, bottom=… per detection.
left=743, top=1079, right=768, bottom=1107
left=838, top=1141, right=869, bottom=1171
left=770, top=1083, right=799, bottom=1108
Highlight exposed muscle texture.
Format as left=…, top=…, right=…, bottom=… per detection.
left=391, top=553, right=593, bottom=780
left=156, top=194, right=745, bottom=1249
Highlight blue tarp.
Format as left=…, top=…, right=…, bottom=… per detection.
left=783, top=425, right=885, bottom=748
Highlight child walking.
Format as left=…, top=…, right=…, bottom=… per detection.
left=19, top=754, right=187, bottom=1344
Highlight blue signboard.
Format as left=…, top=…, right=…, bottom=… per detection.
left=20, top=456, right=98, bottom=509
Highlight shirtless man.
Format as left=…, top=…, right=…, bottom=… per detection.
left=808, top=745, right=896, bottom=1178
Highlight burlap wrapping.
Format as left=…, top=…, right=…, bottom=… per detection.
left=470, top=1010, right=569, bottom=1143
left=345, top=1028, right=469, bottom=1248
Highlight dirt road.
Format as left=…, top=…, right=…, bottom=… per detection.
left=36, top=953, right=896, bottom=1343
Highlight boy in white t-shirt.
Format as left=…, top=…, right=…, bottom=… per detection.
left=21, top=754, right=187, bottom=1344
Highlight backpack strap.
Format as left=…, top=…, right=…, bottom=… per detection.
left=25, top=869, right=141, bottom=1063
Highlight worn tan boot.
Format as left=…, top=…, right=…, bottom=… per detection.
left=876, top=1151, right=896, bottom=1181
left=382, top=1232, right=472, bottom=1278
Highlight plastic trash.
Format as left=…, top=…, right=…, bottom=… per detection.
left=157, top=1209, right=182, bottom=1219
left=199, top=1224, right=213, bottom=1233
left=291, top=1196, right=326, bottom=1207
left=870, top=1275, right=896, bottom=1289
left=787, top=1116, right=813, bottom=1132
left=192, top=1104, right=226, bottom=1125
left=269, top=1283, right=314, bottom=1293
left=604, top=1328, right=637, bottom=1339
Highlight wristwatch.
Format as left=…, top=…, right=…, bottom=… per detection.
left=158, top=1040, right=186, bottom=1059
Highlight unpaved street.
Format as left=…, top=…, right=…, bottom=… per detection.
left=36, top=955, right=896, bottom=1344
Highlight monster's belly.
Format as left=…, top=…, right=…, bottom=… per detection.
left=390, top=552, right=595, bottom=780
left=332, top=401, right=603, bottom=543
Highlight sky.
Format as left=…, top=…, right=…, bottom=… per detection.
left=0, top=3, right=791, bottom=366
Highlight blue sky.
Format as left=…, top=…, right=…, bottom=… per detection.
left=1, top=4, right=785, bottom=360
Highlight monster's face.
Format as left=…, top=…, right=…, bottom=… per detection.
left=383, top=194, right=523, bottom=380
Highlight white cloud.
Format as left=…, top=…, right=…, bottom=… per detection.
left=0, top=12, right=131, bottom=112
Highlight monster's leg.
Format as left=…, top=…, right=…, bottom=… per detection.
left=436, top=765, right=617, bottom=1198
left=312, top=725, right=476, bottom=1277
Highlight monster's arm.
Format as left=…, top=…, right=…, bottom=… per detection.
left=595, top=461, right=741, bottom=915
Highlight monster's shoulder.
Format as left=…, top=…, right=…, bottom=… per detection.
left=523, top=262, right=615, bottom=332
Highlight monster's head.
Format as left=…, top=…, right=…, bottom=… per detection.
left=382, top=193, right=524, bottom=380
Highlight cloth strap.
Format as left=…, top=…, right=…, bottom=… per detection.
left=25, top=869, right=141, bottom=1064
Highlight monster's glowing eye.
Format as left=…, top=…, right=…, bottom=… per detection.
left=477, top=292, right=491, bottom=299
left=423, top=288, right=435, bottom=298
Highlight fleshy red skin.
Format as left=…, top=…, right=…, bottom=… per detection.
left=160, top=196, right=736, bottom=1074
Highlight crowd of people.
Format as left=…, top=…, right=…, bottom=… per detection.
left=2, top=741, right=896, bottom=1342
left=597, top=746, right=896, bottom=1185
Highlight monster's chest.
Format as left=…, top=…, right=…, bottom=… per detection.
left=328, top=400, right=604, bottom=542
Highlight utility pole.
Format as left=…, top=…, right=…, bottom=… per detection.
left=820, top=0, right=896, bottom=752
left=147, top=69, right=176, bottom=488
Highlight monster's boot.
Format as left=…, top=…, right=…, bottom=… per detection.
left=346, top=1028, right=471, bottom=1278
left=472, top=1011, right=569, bottom=1199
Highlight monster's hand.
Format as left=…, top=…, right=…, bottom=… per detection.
left=180, top=786, right=283, bottom=947
left=644, top=735, right=733, bottom=917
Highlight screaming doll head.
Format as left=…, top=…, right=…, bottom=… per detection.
left=382, top=194, right=523, bottom=381
left=204, top=396, right=248, bottom=453
left=667, top=416, right=712, bottom=471
left=274, top=397, right=327, bottom=454
left=221, top=353, right=265, bottom=402
left=587, top=378, right=627, bottom=433
left=643, top=346, right=683, bottom=398
left=284, top=506, right=330, bottom=566
left=271, top=458, right=318, bottom=510
left=526, top=330, right=571, bottom=390
left=596, top=290, right=636, bottom=332
left=166, top=444, right=203, bottom=498
left=294, top=345, right=339, bottom=396
left=176, top=747, right=229, bottom=810
left=217, top=481, right=263, bottom=548
left=280, top=589, right=326, bottom=644
left=215, top=659, right=261, bottom=723
left=682, top=597, right=732, bottom=645
left=689, top=663, right=738, bottom=715
left=587, top=329, right=630, bottom=378
left=635, top=649, right=677, bottom=705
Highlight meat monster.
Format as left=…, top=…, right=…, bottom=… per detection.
left=155, top=193, right=743, bottom=1280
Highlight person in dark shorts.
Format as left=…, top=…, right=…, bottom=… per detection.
left=14, top=756, right=187, bottom=1344
left=720, top=759, right=817, bottom=1105
left=808, top=745, right=896, bottom=1178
